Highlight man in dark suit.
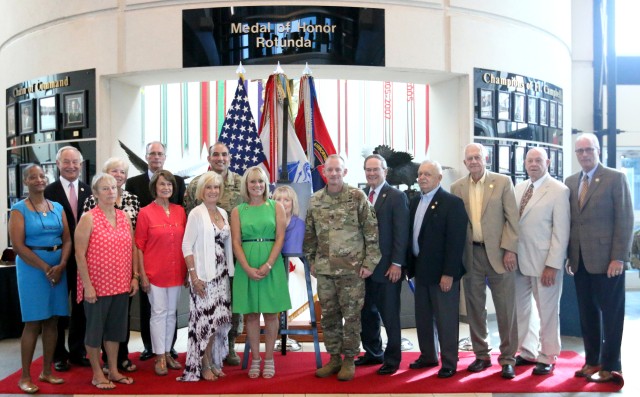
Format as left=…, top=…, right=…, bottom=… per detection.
left=408, top=160, right=467, bottom=378
left=45, top=146, right=92, bottom=371
left=566, top=133, right=633, bottom=384
left=124, top=141, right=185, bottom=361
left=450, top=143, right=519, bottom=379
left=355, top=154, right=409, bottom=375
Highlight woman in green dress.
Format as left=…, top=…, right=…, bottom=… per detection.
left=231, top=166, right=291, bottom=379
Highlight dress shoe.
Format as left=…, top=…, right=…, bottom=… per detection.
left=437, top=368, right=457, bottom=378
left=574, top=364, right=601, bottom=378
left=587, top=370, right=624, bottom=384
left=515, top=355, right=537, bottom=366
left=501, top=364, right=516, bottom=379
left=376, top=363, right=399, bottom=375
left=467, top=358, right=492, bottom=372
left=409, top=357, right=439, bottom=369
left=69, top=356, right=91, bottom=367
left=54, top=360, right=70, bottom=372
left=18, top=379, right=39, bottom=394
left=139, top=349, right=154, bottom=361
left=532, top=363, right=554, bottom=375
left=170, top=348, right=179, bottom=359
left=354, top=355, right=383, bottom=366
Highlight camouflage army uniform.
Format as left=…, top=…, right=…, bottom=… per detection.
left=183, top=169, right=245, bottom=352
left=184, top=170, right=243, bottom=215
left=303, top=184, right=381, bottom=357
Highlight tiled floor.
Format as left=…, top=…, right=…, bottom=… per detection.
left=2, top=288, right=638, bottom=396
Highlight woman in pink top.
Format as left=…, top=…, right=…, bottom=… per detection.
left=75, top=174, right=138, bottom=390
left=135, top=170, right=187, bottom=376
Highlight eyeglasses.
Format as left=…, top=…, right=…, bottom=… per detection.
left=575, top=147, right=596, bottom=154
left=147, top=152, right=165, bottom=157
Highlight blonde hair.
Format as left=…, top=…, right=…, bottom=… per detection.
left=102, top=157, right=129, bottom=176
left=273, top=185, right=299, bottom=216
left=240, top=166, right=269, bottom=202
left=195, top=171, right=224, bottom=202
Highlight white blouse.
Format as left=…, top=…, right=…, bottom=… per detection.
left=181, top=203, right=234, bottom=281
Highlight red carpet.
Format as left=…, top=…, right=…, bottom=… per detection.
left=0, top=351, right=622, bottom=394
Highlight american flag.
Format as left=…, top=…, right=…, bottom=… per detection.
left=218, top=78, right=267, bottom=174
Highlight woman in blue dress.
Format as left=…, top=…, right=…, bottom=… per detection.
left=9, top=164, right=72, bottom=394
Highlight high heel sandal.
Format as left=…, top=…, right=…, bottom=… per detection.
left=201, top=356, right=217, bottom=381
left=262, top=359, right=275, bottom=379
left=248, top=357, right=261, bottom=379
left=154, top=356, right=168, bottom=376
left=165, top=352, right=182, bottom=370
left=210, top=364, right=226, bottom=378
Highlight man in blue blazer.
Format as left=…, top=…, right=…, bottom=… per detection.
left=355, top=154, right=409, bottom=375
left=408, top=160, right=467, bottom=378
left=566, top=133, right=633, bottom=384
left=44, top=146, right=92, bottom=371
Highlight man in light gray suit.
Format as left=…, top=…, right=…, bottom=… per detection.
left=566, top=133, right=633, bottom=384
left=514, top=148, right=570, bottom=376
left=451, top=143, right=519, bottom=379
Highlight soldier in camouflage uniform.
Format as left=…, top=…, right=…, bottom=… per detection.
left=184, top=142, right=244, bottom=365
left=304, top=154, right=381, bottom=381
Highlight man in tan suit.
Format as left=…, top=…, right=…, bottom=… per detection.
left=451, top=143, right=519, bottom=379
left=514, top=148, right=570, bottom=376
left=566, top=133, right=633, bottom=384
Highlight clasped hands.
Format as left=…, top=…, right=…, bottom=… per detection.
left=45, top=265, right=64, bottom=286
left=246, top=263, right=272, bottom=280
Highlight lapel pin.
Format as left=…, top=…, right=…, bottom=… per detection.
left=595, top=178, right=600, bottom=183
left=382, top=193, right=387, bottom=198
left=489, top=184, right=494, bottom=189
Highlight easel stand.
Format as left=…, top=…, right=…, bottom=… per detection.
left=242, top=253, right=322, bottom=369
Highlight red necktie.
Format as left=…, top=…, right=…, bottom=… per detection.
left=368, top=190, right=375, bottom=204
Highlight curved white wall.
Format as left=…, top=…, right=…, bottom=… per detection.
left=1, top=0, right=573, bottom=245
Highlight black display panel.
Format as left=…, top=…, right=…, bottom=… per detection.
left=183, top=6, right=385, bottom=67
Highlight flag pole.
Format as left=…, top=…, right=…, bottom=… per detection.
left=277, top=63, right=290, bottom=183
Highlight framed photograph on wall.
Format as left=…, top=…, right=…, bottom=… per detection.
left=19, top=163, right=33, bottom=197
left=8, top=164, right=18, bottom=199
left=19, top=99, right=35, bottom=135
left=557, top=103, right=563, bottom=129
left=41, top=162, right=58, bottom=184
left=485, top=143, right=495, bottom=171
left=549, top=148, right=558, bottom=176
left=497, top=92, right=511, bottom=121
left=498, top=144, right=512, bottom=174
left=527, top=96, right=538, bottom=125
left=479, top=89, right=494, bottom=119
left=512, top=93, right=526, bottom=123
left=6, top=103, right=17, bottom=138
left=514, top=145, right=526, bottom=174
left=549, top=100, right=557, bottom=128
left=62, top=90, right=87, bottom=129
left=39, top=95, right=58, bottom=132
left=539, top=98, right=549, bottom=126
left=557, top=149, right=563, bottom=177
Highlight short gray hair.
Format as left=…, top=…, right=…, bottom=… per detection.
left=56, top=146, right=84, bottom=162
left=91, top=173, right=117, bottom=197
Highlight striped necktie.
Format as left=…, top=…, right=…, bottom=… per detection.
left=578, top=175, right=589, bottom=209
